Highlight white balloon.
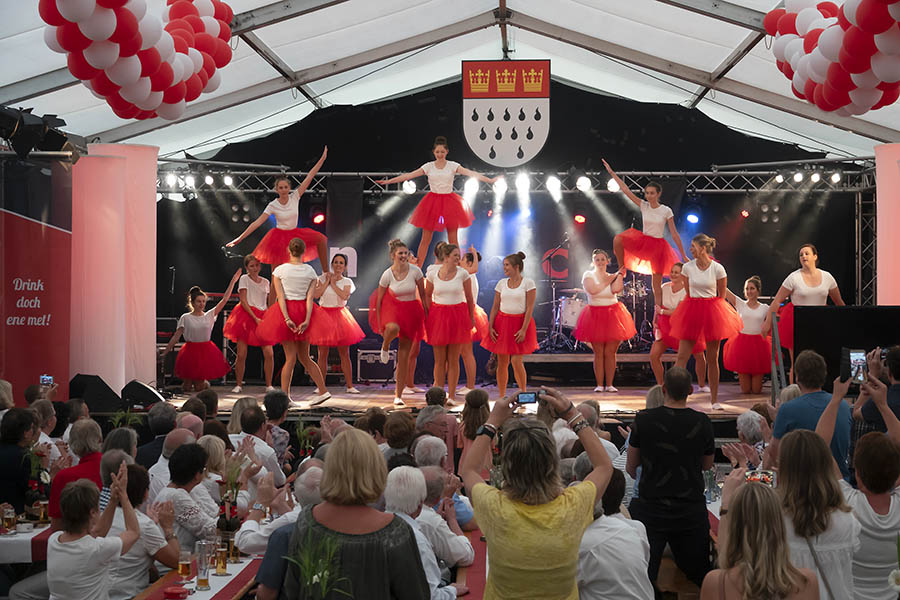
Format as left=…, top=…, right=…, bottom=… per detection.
left=773, top=34, right=797, bottom=62
left=875, top=24, right=900, bottom=55
left=849, top=86, right=882, bottom=107
left=156, top=99, right=186, bottom=120
left=836, top=106, right=853, bottom=116
left=845, top=102, right=869, bottom=114
left=119, top=76, right=152, bottom=103
left=793, top=69, right=809, bottom=94
left=807, top=18, right=832, bottom=33
left=178, top=53, right=193, bottom=81
left=871, top=51, right=900, bottom=82
left=125, top=0, right=146, bottom=21
left=78, top=6, right=117, bottom=41
left=796, top=7, right=822, bottom=36
left=200, top=16, right=219, bottom=38
left=138, top=14, right=162, bottom=50
left=889, top=2, right=900, bottom=21
left=797, top=53, right=813, bottom=79
left=808, top=49, right=830, bottom=82
left=43, top=26, right=65, bottom=53
left=818, top=24, right=844, bottom=61
left=785, top=0, right=818, bottom=12
left=786, top=37, right=806, bottom=66
left=56, top=0, right=97, bottom=23
left=157, top=30, right=175, bottom=62
left=194, top=0, right=215, bottom=17
left=135, top=90, right=163, bottom=111
left=851, top=68, right=881, bottom=88
left=83, top=40, right=120, bottom=69
left=843, top=0, right=862, bottom=27
left=168, top=56, right=184, bottom=83
left=106, top=54, right=141, bottom=86
left=203, top=69, right=221, bottom=92
left=188, top=48, right=203, bottom=74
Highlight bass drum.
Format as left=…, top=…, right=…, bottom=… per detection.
left=559, top=296, right=587, bottom=329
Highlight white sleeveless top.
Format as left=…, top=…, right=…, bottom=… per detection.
left=583, top=270, right=617, bottom=307
left=735, top=298, right=769, bottom=335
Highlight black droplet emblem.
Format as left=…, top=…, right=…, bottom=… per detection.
left=518, top=107, right=526, bottom=121
left=534, top=108, right=542, bottom=121
left=487, top=108, right=494, bottom=121
left=503, top=108, right=511, bottom=121
left=471, top=108, right=479, bottom=121
left=526, top=127, right=534, bottom=140
left=516, top=146, right=524, bottom=159
left=510, top=127, right=518, bottom=140
left=495, top=127, right=502, bottom=140
left=479, top=127, right=486, bottom=140
left=489, top=146, right=496, bottom=159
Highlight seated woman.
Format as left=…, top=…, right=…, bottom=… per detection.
left=0, top=407, right=38, bottom=513
left=154, top=444, right=219, bottom=549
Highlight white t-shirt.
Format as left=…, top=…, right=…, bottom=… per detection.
left=263, top=190, right=300, bottom=230
left=317, top=274, right=355, bottom=308
left=582, top=270, right=617, bottom=307
left=840, top=479, right=900, bottom=600
left=786, top=510, right=861, bottom=600
left=682, top=259, right=727, bottom=298
left=108, top=509, right=168, bottom=600
left=427, top=267, right=471, bottom=305
left=495, top=277, right=536, bottom=315
left=735, top=298, right=769, bottom=335
left=379, top=265, right=424, bottom=302
left=177, top=311, right=217, bottom=343
left=238, top=274, right=269, bottom=310
left=273, top=263, right=318, bottom=301
left=578, top=516, right=654, bottom=600
left=48, top=532, right=123, bottom=600
left=422, top=161, right=460, bottom=194
left=781, top=269, right=838, bottom=306
left=469, top=272, right=480, bottom=300
left=39, top=430, right=62, bottom=462
left=640, top=200, right=673, bottom=239
left=660, top=281, right=686, bottom=311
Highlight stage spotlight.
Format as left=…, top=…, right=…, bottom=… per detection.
left=223, top=174, right=233, bottom=186
left=606, top=178, right=620, bottom=193
left=204, top=174, right=214, bottom=185
left=830, top=172, right=841, bottom=183
left=231, top=204, right=239, bottom=212
left=165, top=173, right=177, bottom=186
left=772, top=204, right=780, bottom=213
left=242, top=214, right=250, bottom=223
left=515, top=172, right=530, bottom=192
left=810, top=172, right=821, bottom=183
left=546, top=175, right=561, bottom=193
left=760, top=203, right=769, bottom=213
left=464, top=177, right=479, bottom=197
left=576, top=176, right=591, bottom=192
left=574, top=214, right=586, bottom=224
left=493, top=177, right=508, bottom=195
left=312, top=210, right=325, bottom=225
left=487, top=209, right=493, bottom=217
left=185, top=175, right=196, bottom=187
left=772, top=215, right=780, bottom=223
left=761, top=214, right=769, bottom=223
left=774, top=174, right=784, bottom=183
left=242, top=204, right=250, bottom=212
left=402, top=180, right=416, bottom=195
left=793, top=172, right=803, bottom=183
left=741, top=209, right=750, bottom=218
left=231, top=214, right=239, bottom=222
left=686, top=213, right=700, bottom=224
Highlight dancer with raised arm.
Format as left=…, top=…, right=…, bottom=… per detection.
left=723, top=276, right=771, bottom=394
left=313, top=253, right=365, bottom=395
left=603, top=159, right=688, bottom=306
left=226, top=147, right=329, bottom=267
left=223, top=254, right=275, bottom=393
left=375, top=136, right=497, bottom=263
left=163, top=269, right=242, bottom=392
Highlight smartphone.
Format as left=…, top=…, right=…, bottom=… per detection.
left=849, top=349, right=867, bottom=385
left=40, top=374, right=53, bottom=387
left=745, top=469, right=776, bottom=487
left=516, top=391, right=538, bottom=404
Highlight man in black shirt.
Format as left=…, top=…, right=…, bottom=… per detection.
left=626, top=366, right=714, bottom=590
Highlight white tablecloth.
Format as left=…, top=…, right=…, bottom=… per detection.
left=0, top=525, right=51, bottom=563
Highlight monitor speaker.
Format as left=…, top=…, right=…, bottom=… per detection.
left=68, top=374, right=124, bottom=413
left=121, top=380, right=167, bottom=409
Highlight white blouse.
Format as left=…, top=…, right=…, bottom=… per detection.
left=640, top=201, right=673, bottom=239
left=154, top=487, right=218, bottom=550
left=785, top=510, right=861, bottom=600
left=378, top=265, right=424, bottom=302
left=682, top=260, right=726, bottom=298
left=238, top=274, right=269, bottom=310
left=734, top=298, right=769, bottom=335
left=495, top=277, right=536, bottom=315
left=660, top=281, right=686, bottom=311
left=781, top=269, right=838, bottom=306
left=273, top=263, right=318, bottom=301
left=422, top=161, right=460, bottom=194
left=582, top=270, right=617, bottom=307
left=263, top=190, right=300, bottom=230
left=318, top=274, right=355, bottom=308
left=177, top=311, right=216, bottom=343
left=427, top=267, right=470, bottom=305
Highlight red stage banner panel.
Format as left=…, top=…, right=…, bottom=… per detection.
left=875, top=143, right=900, bottom=305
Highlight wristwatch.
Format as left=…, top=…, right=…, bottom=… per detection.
left=251, top=502, right=266, bottom=512
left=475, top=424, right=497, bottom=440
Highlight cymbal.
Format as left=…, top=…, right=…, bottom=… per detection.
left=560, top=288, right=584, bottom=293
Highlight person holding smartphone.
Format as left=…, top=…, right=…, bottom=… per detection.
left=853, top=345, right=900, bottom=432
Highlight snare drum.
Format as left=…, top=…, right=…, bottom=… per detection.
left=559, top=296, right=587, bottom=329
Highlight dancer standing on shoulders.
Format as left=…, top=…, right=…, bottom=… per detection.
left=769, top=244, right=845, bottom=381
left=459, top=245, right=489, bottom=395
left=375, top=136, right=497, bottom=263
left=314, top=253, right=365, bottom=395
left=573, top=250, right=637, bottom=393
left=163, top=270, right=242, bottom=392
left=723, top=276, right=771, bottom=394
left=482, top=252, right=537, bottom=398
left=670, top=234, right=743, bottom=407
left=603, top=159, right=688, bottom=305
left=650, top=262, right=708, bottom=391
left=369, top=239, right=427, bottom=407
left=223, top=255, right=275, bottom=393
left=226, top=147, right=329, bottom=268
left=256, top=238, right=331, bottom=405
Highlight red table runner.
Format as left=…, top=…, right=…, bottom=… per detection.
left=31, top=527, right=53, bottom=561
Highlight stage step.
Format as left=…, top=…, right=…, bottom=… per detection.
left=523, top=353, right=676, bottom=363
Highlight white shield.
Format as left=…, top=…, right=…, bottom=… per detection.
left=462, top=98, right=550, bottom=168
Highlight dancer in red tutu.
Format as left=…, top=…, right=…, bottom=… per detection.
left=163, top=269, right=242, bottom=392
left=483, top=252, right=537, bottom=397
left=670, top=234, right=743, bottom=406
left=256, top=238, right=331, bottom=405
left=769, top=243, right=845, bottom=381
left=313, top=253, right=365, bottom=395
left=723, top=276, right=772, bottom=394
left=573, top=249, right=637, bottom=393
left=603, top=159, right=688, bottom=308
left=223, top=254, right=275, bottom=394
left=370, top=239, right=427, bottom=406
left=225, top=147, right=329, bottom=267
left=459, top=245, right=488, bottom=394
left=424, top=243, right=476, bottom=404
left=374, top=136, right=497, bottom=263
left=650, top=262, right=708, bottom=390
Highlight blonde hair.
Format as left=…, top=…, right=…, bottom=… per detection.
left=778, top=429, right=851, bottom=538
left=320, top=428, right=387, bottom=505
left=228, top=397, right=258, bottom=434
left=721, top=483, right=808, bottom=599
left=692, top=233, right=717, bottom=252
left=198, top=434, right=226, bottom=474
left=778, top=384, right=801, bottom=407
left=645, top=385, right=665, bottom=409
left=434, top=241, right=449, bottom=261
left=500, top=417, right=561, bottom=505
left=0, top=380, right=12, bottom=410
left=388, top=239, right=407, bottom=257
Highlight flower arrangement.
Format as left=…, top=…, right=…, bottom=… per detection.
left=217, top=452, right=245, bottom=532
left=22, top=445, right=50, bottom=507
left=110, top=408, right=144, bottom=428
left=284, top=530, right=352, bottom=599
left=294, top=423, right=320, bottom=459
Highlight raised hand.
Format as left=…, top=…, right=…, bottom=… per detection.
left=539, top=386, right=573, bottom=417
left=602, top=159, right=614, bottom=175
left=255, top=473, right=278, bottom=507
left=156, top=501, right=175, bottom=531
left=833, top=375, right=852, bottom=401
left=721, top=466, right=746, bottom=509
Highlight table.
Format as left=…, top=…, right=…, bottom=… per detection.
left=0, top=524, right=53, bottom=563
left=135, top=558, right=261, bottom=600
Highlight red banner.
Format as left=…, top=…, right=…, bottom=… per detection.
left=462, top=60, right=550, bottom=98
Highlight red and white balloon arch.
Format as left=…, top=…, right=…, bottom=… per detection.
left=39, top=0, right=235, bottom=121
left=765, top=0, right=900, bottom=115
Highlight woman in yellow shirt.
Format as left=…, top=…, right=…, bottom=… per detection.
left=459, top=387, right=614, bottom=599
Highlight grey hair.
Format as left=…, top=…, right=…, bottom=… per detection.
left=0, top=380, right=13, bottom=410
left=778, top=384, right=802, bottom=407
left=414, top=436, right=447, bottom=467
left=416, top=405, right=445, bottom=430
left=147, top=402, right=177, bottom=436
left=420, top=465, right=446, bottom=506
left=577, top=403, right=598, bottom=427
left=102, top=427, right=138, bottom=456
left=560, top=458, right=577, bottom=486
left=294, top=466, right=324, bottom=507
left=69, top=419, right=102, bottom=457
left=574, top=451, right=593, bottom=482
left=100, top=449, right=133, bottom=486
left=384, top=466, right=427, bottom=516
left=736, top=410, right=764, bottom=445
left=645, top=385, right=665, bottom=409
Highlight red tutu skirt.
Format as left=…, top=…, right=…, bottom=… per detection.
left=670, top=297, right=743, bottom=344
left=655, top=314, right=705, bottom=354
left=223, top=305, right=267, bottom=346
left=777, top=302, right=794, bottom=350
left=470, top=305, right=490, bottom=342
left=426, top=303, right=474, bottom=345
left=618, top=228, right=681, bottom=276
left=723, top=333, right=772, bottom=375
left=256, top=300, right=328, bottom=344
left=368, top=289, right=425, bottom=341
left=409, top=192, right=474, bottom=232
left=175, top=341, right=230, bottom=381
left=573, top=303, right=637, bottom=344
left=312, top=306, right=365, bottom=347
left=481, top=312, right=538, bottom=355
left=252, top=227, right=326, bottom=266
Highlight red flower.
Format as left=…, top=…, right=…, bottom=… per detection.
left=28, top=480, right=39, bottom=490
left=218, top=505, right=225, bottom=515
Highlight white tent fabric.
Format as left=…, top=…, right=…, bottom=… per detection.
left=2, top=0, right=898, bottom=159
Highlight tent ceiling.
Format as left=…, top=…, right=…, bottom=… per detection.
left=1, top=0, right=897, bottom=159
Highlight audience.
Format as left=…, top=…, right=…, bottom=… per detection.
left=180, top=397, right=207, bottom=421
left=153, top=443, right=218, bottom=548
left=854, top=345, right=900, bottom=431
left=457, top=389, right=491, bottom=477
left=424, top=386, right=459, bottom=471
left=263, top=389, right=292, bottom=466
left=227, top=397, right=258, bottom=435
left=50, top=419, right=104, bottom=529
left=196, top=388, right=219, bottom=419
left=102, top=427, right=138, bottom=457
left=229, top=405, right=286, bottom=495
left=136, top=402, right=176, bottom=469
left=147, top=428, right=195, bottom=506
left=62, top=398, right=89, bottom=444
left=417, top=466, right=475, bottom=567
left=387, top=452, right=417, bottom=471
left=99, top=449, right=134, bottom=510
left=31, top=399, right=62, bottom=462
left=202, top=418, right=234, bottom=451
left=176, top=413, right=204, bottom=439
left=0, top=407, right=39, bottom=512
left=235, top=472, right=301, bottom=555
left=573, top=401, right=620, bottom=459
left=383, top=411, right=416, bottom=462
left=197, top=434, right=226, bottom=502
left=0, top=379, right=12, bottom=424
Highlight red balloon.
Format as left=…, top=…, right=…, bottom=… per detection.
left=855, top=0, right=895, bottom=34
left=38, top=0, right=67, bottom=26
left=172, top=35, right=190, bottom=55
left=171, top=29, right=194, bottom=48
left=135, top=110, right=157, bottom=120
left=91, top=71, right=121, bottom=96
left=97, top=0, right=128, bottom=6
left=223, top=2, right=233, bottom=24
left=118, top=33, right=142, bottom=57
left=777, top=13, right=799, bottom=35
left=813, top=84, right=839, bottom=111
left=823, top=81, right=851, bottom=106
left=817, top=2, right=839, bottom=18
left=827, top=62, right=857, bottom=90
left=110, top=7, right=140, bottom=43
left=184, top=15, right=205, bottom=34
left=165, top=19, right=194, bottom=34
left=57, top=22, right=92, bottom=52
left=873, top=83, right=900, bottom=109
left=150, top=61, right=174, bottom=91
left=163, top=81, right=187, bottom=103
left=212, top=0, right=230, bottom=22
left=138, top=47, right=162, bottom=77
left=838, top=46, right=873, bottom=73
left=804, top=28, right=824, bottom=53
left=67, top=51, right=101, bottom=80
left=217, top=21, right=231, bottom=42
left=804, top=78, right=819, bottom=101
left=200, top=51, right=216, bottom=78
left=168, top=1, right=200, bottom=20
left=184, top=73, right=203, bottom=101
left=194, top=32, right=218, bottom=56
left=837, top=6, right=851, bottom=30
left=196, top=68, right=209, bottom=88
left=111, top=102, right=141, bottom=119
left=782, top=62, right=795, bottom=80
left=792, top=85, right=806, bottom=99
left=843, top=26, right=878, bottom=57
left=213, top=38, right=232, bottom=68
left=764, top=8, right=786, bottom=36
left=107, top=91, right=134, bottom=112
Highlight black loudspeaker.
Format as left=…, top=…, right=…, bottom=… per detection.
left=121, top=380, right=167, bottom=409
left=69, top=374, right=124, bottom=413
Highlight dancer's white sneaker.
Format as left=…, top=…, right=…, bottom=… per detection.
left=346, top=387, right=361, bottom=394
left=699, top=385, right=711, bottom=393
left=231, top=385, right=242, bottom=393
left=393, top=397, right=405, bottom=406
left=457, top=387, right=473, bottom=397
left=265, top=386, right=276, bottom=393
left=308, top=392, right=332, bottom=406
left=594, top=386, right=604, bottom=393
left=380, top=349, right=390, bottom=364
left=604, top=385, right=618, bottom=393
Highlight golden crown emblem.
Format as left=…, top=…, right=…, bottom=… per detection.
left=522, top=68, right=543, bottom=92
left=469, top=69, right=490, bottom=93
left=496, top=68, right=517, bottom=93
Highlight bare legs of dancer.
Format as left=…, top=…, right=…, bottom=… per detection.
left=496, top=354, right=528, bottom=397
left=434, top=343, right=463, bottom=401
left=651, top=341, right=707, bottom=387
left=281, top=340, right=328, bottom=397
left=317, top=345, right=354, bottom=391
left=677, top=339, right=721, bottom=403
left=738, top=373, right=764, bottom=394
left=591, top=342, right=619, bottom=389
left=461, top=343, right=477, bottom=390
left=416, top=228, right=459, bottom=265
left=235, top=341, right=274, bottom=389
